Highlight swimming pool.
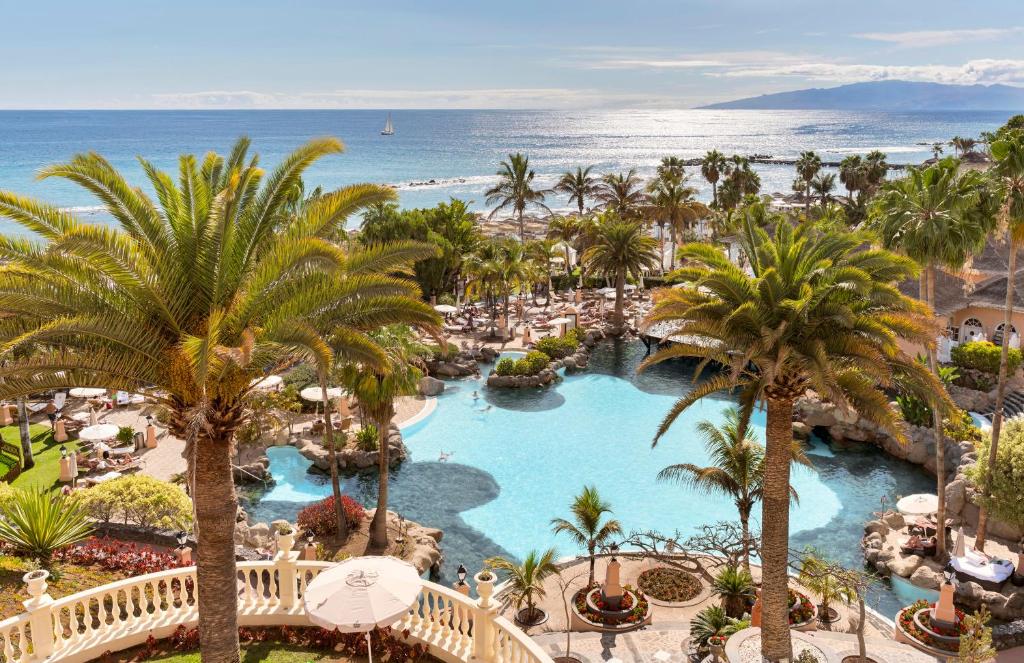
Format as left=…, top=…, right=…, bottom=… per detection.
left=246, top=339, right=934, bottom=616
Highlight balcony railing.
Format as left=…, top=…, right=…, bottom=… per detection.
left=0, top=534, right=553, bottom=663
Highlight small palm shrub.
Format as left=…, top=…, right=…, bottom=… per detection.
left=0, top=489, right=93, bottom=567
left=355, top=425, right=379, bottom=451
left=712, top=564, right=755, bottom=618
left=297, top=495, right=366, bottom=537
left=116, top=426, right=136, bottom=446
left=952, top=340, right=1022, bottom=375
left=486, top=548, right=558, bottom=623
left=690, top=605, right=749, bottom=648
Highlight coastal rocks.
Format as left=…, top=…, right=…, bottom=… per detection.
left=366, top=509, right=445, bottom=576
left=792, top=421, right=811, bottom=440
left=949, top=383, right=994, bottom=412
left=888, top=552, right=924, bottom=577
left=582, top=328, right=605, bottom=348
left=418, top=376, right=445, bottom=397
left=431, top=358, right=478, bottom=378
left=295, top=424, right=408, bottom=472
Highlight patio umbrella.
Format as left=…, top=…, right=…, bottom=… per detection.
left=251, top=375, right=283, bottom=391
left=896, top=493, right=939, bottom=517
left=69, top=387, right=106, bottom=399
left=89, top=407, right=98, bottom=426
left=300, top=386, right=344, bottom=402
left=954, top=526, right=967, bottom=558
left=433, top=304, right=458, bottom=314
left=79, top=423, right=119, bottom=442
left=304, top=557, right=422, bottom=663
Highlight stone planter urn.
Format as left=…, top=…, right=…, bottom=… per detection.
left=475, top=570, right=495, bottom=607
left=23, top=570, right=49, bottom=596
left=276, top=529, right=296, bottom=553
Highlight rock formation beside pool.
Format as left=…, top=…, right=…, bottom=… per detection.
left=295, top=423, right=407, bottom=472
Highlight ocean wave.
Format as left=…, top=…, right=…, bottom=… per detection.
left=391, top=174, right=496, bottom=190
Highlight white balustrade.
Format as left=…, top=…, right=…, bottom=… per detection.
left=0, top=536, right=553, bottom=663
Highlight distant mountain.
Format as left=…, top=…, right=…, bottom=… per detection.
left=700, top=80, right=1024, bottom=111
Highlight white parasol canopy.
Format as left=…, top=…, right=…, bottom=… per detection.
left=79, top=423, right=119, bottom=442
left=300, top=386, right=345, bottom=402
left=304, top=556, right=422, bottom=663
left=433, top=304, right=458, bottom=314
left=69, top=388, right=107, bottom=399
left=954, top=526, right=967, bottom=558
left=548, top=317, right=572, bottom=325
left=251, top=375, right=283, bottom=391
left=896, top=493, right=939, bottom=516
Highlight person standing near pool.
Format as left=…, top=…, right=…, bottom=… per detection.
left=45, top=399, right=57, bottom=428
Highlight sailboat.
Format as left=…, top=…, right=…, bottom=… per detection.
left=380, top=113, right=394, bottom=136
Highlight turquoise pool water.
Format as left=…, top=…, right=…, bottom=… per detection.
left=247, top=340, right=934, bottom=617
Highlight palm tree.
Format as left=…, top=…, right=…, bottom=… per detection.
left=487, top=548, right=559, bottom=623
left=795, top=151, right=822, bottom=216
left=555, top=166, right=599, bottom=216
left=485, top=153, right=550, bottom=243
left=931, top=143, right=944, bottom=160
left=339, top=325, right=429, bottom=549
left=15, top=398, right=32, bottom=470
left=0, top=138, right=439, bottom=663
left=702, top=150, right=727, bottom=208
left=551, top=485, right=622, bottom=586
left=527, top=239, right=560, bottom=305
left=975, top=130, right=1024, bottom=550
left=658, top=156, right=687, bottom=179
left=657, top=407, right=809, bottom=571
left=646, top=173, right=710, bottom=271
left=546, top=215, right=580, bottom=271
left=811, top=172, right=837, bottom=209
left=950, top=136, right=978, bottom=157
left=799, top=553, right=854, bottom=630
left=641, top=221, right=944, bottom=662
left=712, top=564, right=755, bottom=618
left=869, top=157, right=996, bottom=557
left=581, top=213, right=659, bottom=332
left=596, top=169, right=648, bottom=219
left=839, top=155, right=865, bottom=201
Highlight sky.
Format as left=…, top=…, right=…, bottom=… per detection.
left=2, top=0, right=1023, bottom=109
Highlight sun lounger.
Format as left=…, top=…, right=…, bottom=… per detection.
left=84, top=471, right=122, bottom=486
left=899, top=535, right=937, bottom=556
left=952, top=551, right=1014, bottom=590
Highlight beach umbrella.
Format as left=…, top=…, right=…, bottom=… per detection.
left=304, top=557, right=422, bottom=663
left=896, top=493, right=939, bottom=517
left=79, top=423, right=119, bottom=442
left=300, top=386, right=344, bottom=402
left=69, top=387, right=107, bottom=399
left=954, top=526, right=967, bottom=558
left=433, top=304, right=458, bottom=314
left=251, top=375, right=283, bottom=391
left=89, top=407, right=98, bottom=426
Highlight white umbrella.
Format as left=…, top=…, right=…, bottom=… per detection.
left=548, top=317, right=572, bottom=325
left=433, top=304, right=458, bottom=314
left=623, top=284, right=637, bottom=292
left=69, top=387, right=106, bottom=399
left=79, top=423, right=119, bottom=442
left=954, top=526, right=967, bottom=558
left=251, top=375, right=283, bottom=391
left=896, top=493, right=939, bottom=516
left=300, top=386, right=344, bottom=402
left=304, top=557, right=422, bottom=663
left=597, top=287, right=616, bottom=295
left=604, top=291, right=617, bottom=300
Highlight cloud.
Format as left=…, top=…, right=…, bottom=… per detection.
left=714, top=59, right=1024, bottom=85
left=853, top=27, right=1023, bottom=48
left=589, top=50, right=803, bottom=70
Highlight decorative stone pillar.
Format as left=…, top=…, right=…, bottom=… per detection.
left=22, top=570, right=54, bottom=658
left=473, top=569, right=498, bottom=663
left=602, top=557, right=623, bottom=609
left=275, top=529, right=300, bottom=608
left=454, top=581, right=471, bottom=597
left=145, top=423, right=158, bottom=449
left=59, top=456, right=75, bottom=483
left=174, top=546, right=193, bottom=565
left=0, top=403, right=11, bottom=426
left=54, top=418, right=68, bottom=443
left=302, top=542, right=318, bottom=561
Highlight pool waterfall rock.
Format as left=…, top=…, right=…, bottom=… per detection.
left=486, top=337, right=593, bottom=389
left=295, top=423, right=408, bottom=472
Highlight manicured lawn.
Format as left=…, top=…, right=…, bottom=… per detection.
left=0, top=423, right=78, bottom=491
left=133, top=644, right=364, bottom=662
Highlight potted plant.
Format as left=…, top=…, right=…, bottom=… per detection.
left=116, top=425, right=136, bottom=448
left=486, top=549, right=558, bottom=626
left=274, top=523, right=296, bottom=552
left=712, top=564, right=755, bottom=618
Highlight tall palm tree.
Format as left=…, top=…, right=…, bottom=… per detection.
left=551, top=485, right=622, bottom=586
left=702, top=150, right=727, bottom=208
left=339, top=325, right=429, bottom=549
left=725, top=156, right=761, bottom=203
left=581, top=214, right=659, bottom=332
left=658, top=156, right=687, bottom=179
left=811, top=172, right=837, bottom=209
left=596, top=169, right=648, bottom=219
left=656, top=407, right=809, bottom=571
left=931, top=143, right=945, bottom=160
left=555, top=166, right=600, bottom=216
left=15, top=398, right=32, bottom=470
left=487, top=548, right=559, bottom=622
left=975, top=130, right=1024, bottom=550
left=527, top=238, right=560, bottom=305
left=949, top=136, right=978, bottom=157
left=485, top=152, right=550, bottom=243
left=839, top=155, right=865, bottom=201
left=646, top=173, right=710, bottom=272
left=869, top=157, right=996, bottom=557
left=795, top=151, right=822, bottom=216
left=546, top=215, right=580, bottom=271
left=0, top=138, right=439, bottom=663
left=641, top=222, right=944, bottom=662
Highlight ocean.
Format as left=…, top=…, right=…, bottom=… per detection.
left=0, top=109, right=1015, bottom=234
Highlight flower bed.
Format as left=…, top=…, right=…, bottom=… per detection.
left=572, top=584, right=650, bottom=627
left=897, top=599, right=966, bottom=653
left=53, top=537, right=184, bottom=575
left=637, top=567, right=702, bottom=602
left=743, top=588, right=817, bottom=627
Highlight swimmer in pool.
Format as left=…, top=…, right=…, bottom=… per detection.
left=472, top=391, right=479, bottom=400
left=439, top=450, right=453, bottom=462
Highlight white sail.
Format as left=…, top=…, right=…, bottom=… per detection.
left=381, top=113, right=394, bottom=135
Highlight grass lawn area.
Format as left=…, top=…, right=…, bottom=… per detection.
left=123, top=644, right=367, bottom=662
left=0, top=554, right=122, bottom=620
left=0, top=423, right=78, bottom=491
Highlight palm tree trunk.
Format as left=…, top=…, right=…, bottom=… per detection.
left=194, top=431, right=241, bottom=663
left=977, top=242, right=1018, bottom=550
left=16, top=398, right=33, bottom=470
left=804, top=179, right=811, bottom=217
left=369, top=415, right=391, bottom=549
left=856, top=598, right=867, bottom=663
left=320, top=373, right=348, bottom=543
left=658, top=224, right=666, bottom=275
left=712, top=181, right=718, bottom=208
left=518, top=207, right=525, bottom=244
left=925, top=264, right=948, bottom=559
left=761, top=395, right=794, bottom=663
left=588, top=550, right=596, bottom=587
left=614, top=269, right=625, bottom=331
left=739, top=507, right=751, bottom=573
left=669, top=228, right=678, bottom=271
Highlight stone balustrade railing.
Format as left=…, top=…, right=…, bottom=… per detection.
left=0, top=534, right=553, bottom=663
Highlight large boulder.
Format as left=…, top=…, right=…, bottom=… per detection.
left=418, top=376, right=445, bottom=397
left=480, top=346, right=499, bottom=362
left=945, top=478, right=968, bottom=516
left=888, top=552, right=923, bottom=577
left=909, top=564, right=943, bottom=590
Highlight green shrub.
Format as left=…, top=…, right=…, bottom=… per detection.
left=116, top=426, right=135, bottom=446
left=0, top=489, right=93, bottom=566
left=0, top=482, right=15, bottom=512
left=951, top=341, right=1022, bottom=375
left=535, top=335, right=579, bottom=359
left=967, top=418, right=1024, bottom=530
left=75, top=475, right=193, bottom=530
left=355, top=425, right=379, bottom=451
left=428, top=342, right=460, bottom=359
left=524, top=351, right=550, bottom=373
left=283, top=363, right=318, bottom=390
left=495, top=358, right=518, bottom=376
left=945, top=409, right=983, bottom=444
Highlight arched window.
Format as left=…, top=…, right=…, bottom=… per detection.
left=961, top=318, right=985, bottom=343
left=995, top=323, right=1018, bottom=347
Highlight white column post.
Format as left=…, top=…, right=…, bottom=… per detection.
left=22, top=570, right=54, bottom=659
left=472, top=570, right=498, bottom=663
left=274, top=530, right=300, bottom=609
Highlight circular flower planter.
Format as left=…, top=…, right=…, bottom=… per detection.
left=894, top=600, right=964, bottom=657
left=637, top=567, right=709, bottom=607
left=570, top=584, right=652, bottom=633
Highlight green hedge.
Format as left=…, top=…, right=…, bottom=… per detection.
left=535, top=333, right=581, bottom=359
left=495, top=351, right=551, bottom=377
left=951, top=340, right=1022, bottom=375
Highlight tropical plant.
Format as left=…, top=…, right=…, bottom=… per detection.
left=0, top=489, right=92, bottom=567
left=967, top=417, right=1024, bottom=533
left=75, top=474, right=192, bottom=530
left=485, top=153, right=550, bottom=243
left=976, top=129, right=1024, bottom=550
left=641, top=221, right=945, bottom=661
left=646, top=172, right=709, bottom=271
left=355, top=424, right=379, bottom=451
left=595, top=169, right=648, bottom=219
left=810, top=172, right=836, bottom=208
left=555, top=166, right=599, bottom=216
left=546, top=215, right=581, bottom=270
left=719, top=156, right=761, bottom=210
left=959, top=606, right=998, bottom=663
left=795, top=151, right=822, bottom=216
left=657, top=407, right=809, bottom=570
left=657, top=156, right=687, bottom=179
left=582, top=214, right=659, bottom=331
left=551, top=485, right=622, bottom=586
left=486, top=548, right=559, bottom=622
left=869, top=157, right=997, bottom=556
left=0, top=137, right=439, bottom=662
left=15, top=399, right=32, bottom=470
left=932, top=142, right=945, bottom=159
left=296, top=494, right=366, bottom=537
left=712, top=564, right=755, bottom=618
left=690, top=605, right=749, bottom=648
left=950, top=136, right=979, bottom=157
left=338, top=325, right=428, bottom=548
left=952, top=340, right=1023, bottom=375
left=798, top=553, right=854, bottom=629
left=702, top=150, right=728, bottom=208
